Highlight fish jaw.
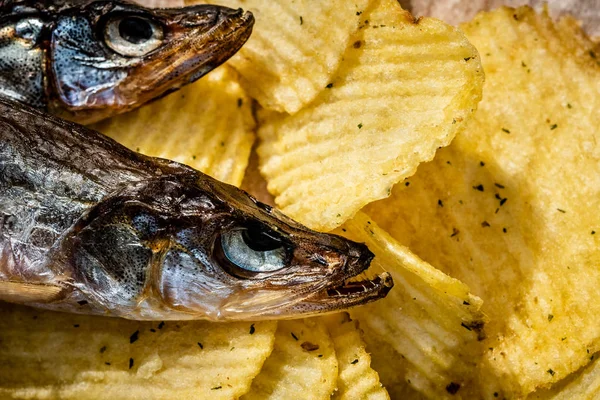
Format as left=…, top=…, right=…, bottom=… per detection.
left=214, top=253, right=394, bottom=321
left=261, top=272, right=395, bottom=319
left=48, top=2, right=254, bottom=123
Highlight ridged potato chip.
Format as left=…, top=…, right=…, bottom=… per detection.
left=322, top=312, right=390, bottom=400
left=257, top=0, right=484, bottom=231
left=186, top=0, right=370, bottom=113
left=242, top=319, right=337, bottom=400
left=93, top=65, right=255, bottom=187
left=365, top=6, right=600, bottom=397
left=529, top=355, right=600, bottom=400
left=0, top=303, right=276, bottom=399
left=337, top=212, right=485, bottom=399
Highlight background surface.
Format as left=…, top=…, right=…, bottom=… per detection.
left=405, top=0, right=599, bottom=37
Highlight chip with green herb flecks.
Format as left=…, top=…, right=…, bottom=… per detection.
left=93, top=65, right=255, bottom=187
left=364, top=6, right=600, bottom=397
left=242, top=319, right=337, bottom=400
left=322, top=312, right=390, bottom=400
left=336, top=212, right=485, bottom=399
left=257, top=0, right=483, bottom=231
left=185, top=0, right=370, bottom=114
left=0, top=302, right=276, bottom=399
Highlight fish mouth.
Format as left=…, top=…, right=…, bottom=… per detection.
left=221, top=266, right=393, bottom=321
left=291, top=247, right=393, bottom=313
left=325, top=273, right=393, bottom=302
left=308, top=269, right=393, bottom=311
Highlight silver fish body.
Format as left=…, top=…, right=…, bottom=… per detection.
left=0, top=0, right=254, bottom=123
left=0, top=99, right=393, bottom=321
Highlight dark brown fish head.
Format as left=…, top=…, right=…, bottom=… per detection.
left=48, top=1, right=254, bottom=123
left=67, top=173, right=392, bottom=321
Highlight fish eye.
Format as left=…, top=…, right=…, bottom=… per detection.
left=104, top=15, right=163, bottom=57
left=219, top=224, right=290, bottom=274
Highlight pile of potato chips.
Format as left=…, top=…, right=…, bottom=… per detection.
left=2, top=0, right=599, bottom=398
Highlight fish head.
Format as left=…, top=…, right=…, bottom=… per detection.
left=66, top=173, right=392, bottom=321
left=151, top=175, right=393, bottom=321
left=48, top=1, right=254, bottom=123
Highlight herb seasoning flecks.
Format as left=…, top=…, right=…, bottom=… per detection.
left=446, top=382, right=461, bottom=395
left=130, top=330, right=140, bottom=344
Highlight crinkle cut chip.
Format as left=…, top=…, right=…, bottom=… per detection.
left=258, top=0, right=484, bottom=231
left=0, top=302, right=276, bottom=399
left=364, top=6, right=600, bottom=397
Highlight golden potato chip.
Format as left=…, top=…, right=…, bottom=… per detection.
left=242, top=319, right=337, bottom=400
left=186, top=0, right=370, bottom=113
left=364, top=6, right=600, bottom=397
left=322, top=312, right=390, bottom=400
left=528, top=355, right=600, bottom=399
left=257, top=0, right=484, bottom=231
left=337, top=212, right=485, bottom=399
left=0, top=302, right=276, bottom=399
left=93, top=65, right=255, bottom=187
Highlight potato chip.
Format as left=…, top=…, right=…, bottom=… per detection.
left=242, top=319, right=337, bottom=400
left=336, top=212, right=485, bottom=399
left=364, top=6, right=600, bottom=397
left=92, top=65, right=255, bottom=187
left=257, top=0, right=484, bottom=231
left=0, top=302, right=276, bottom=399
left=185, top=0, right=370, bottom=114
left=322, top=312, right=390, bottom=400
left=528, top=354, right=600, bottom=399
